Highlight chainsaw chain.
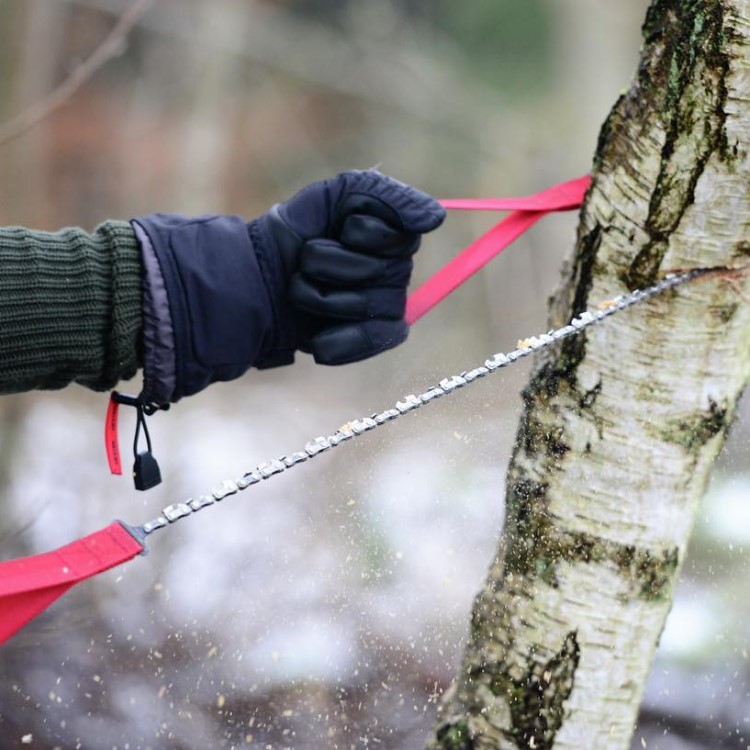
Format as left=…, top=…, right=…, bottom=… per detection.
left=137, top=269, right=706, bottom=538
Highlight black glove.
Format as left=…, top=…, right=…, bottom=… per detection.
left=252, top=169, right=446, bottom=365
left=133, top=170, right=444, bottom=405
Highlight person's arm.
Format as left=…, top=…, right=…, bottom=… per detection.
left=0, top=221, right=142, bottom=393
left=0, top=170, right=445, bottom=402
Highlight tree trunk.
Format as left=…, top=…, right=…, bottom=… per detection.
left=429, top=1, right=750, bottom=748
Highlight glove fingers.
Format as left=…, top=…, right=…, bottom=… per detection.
left=264, top=170, right=442, bottom=368
left=301, top=239, right=385, bottom=285
left=301, top=239, right=412, bottom=287
left=289, top=275, right=406, bottom=321
left=333, top=171, right=446, bottom=234
left=311, top=319, right=409, bottom=365
left=339, top=213, right=419, bottom=257
left=272, top=170, right=445, bottom=246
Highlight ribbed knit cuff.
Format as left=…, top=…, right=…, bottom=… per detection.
left=0, top=220, right=143, bottom=393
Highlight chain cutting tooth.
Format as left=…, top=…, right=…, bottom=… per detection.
left=237, top=470, right=262, bottom=489
left=485, top=353, right=509, bottom=370
left=334, top=424, right=358, bottom=443
left=328, top=431, right=350, bottom=446
left=571, top=311, right=595, bottom=328
left=305, top=437, right=331, bottom=455
left=258, top=460, right=285, bottom=478
left=142, top=516, right=168, bottom=535
left=440, top=375, right=467, bottom=392
left=517, top=336, right=544, bottom=350
left=284, top=451, right=309, bottom=467
left=375, top=409, right=400, bottom=424
left=213, top=480, right=239, bottom=500
left=396, top=395, right=421, bottom=413
left=553, top=325, right=576, bottom=339
left=350, top=418, right=377, bottom=434
left=163, top=503, right=192, bottom=522
left=188, top=494, right=215, bottom=512
left=419, top=387, right=444, bottom=403
left=465, top=366, right=489, bottom=382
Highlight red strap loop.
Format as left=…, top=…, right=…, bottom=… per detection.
left=406, top=175, right=591, bottom=325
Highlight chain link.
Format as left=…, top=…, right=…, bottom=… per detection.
left=135, top=269, right=706, bottom=539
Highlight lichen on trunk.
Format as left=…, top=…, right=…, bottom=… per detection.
left=428, top=1, right=750, bottom=748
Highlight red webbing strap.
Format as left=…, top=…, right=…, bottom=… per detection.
left=405, top=175, right=591, bottom=324
left=0, top=522, right=143, bottom=645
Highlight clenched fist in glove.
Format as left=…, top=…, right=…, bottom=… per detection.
left=257, top=170, right=445, bottom=365
left=133, top=170, right=445, bottom=405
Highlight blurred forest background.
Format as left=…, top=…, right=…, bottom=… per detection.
left=1, top=1, right=750, bottom=749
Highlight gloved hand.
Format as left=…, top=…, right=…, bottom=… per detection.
left=133, top=170, right=444, bottom=405
left=252, top=169, right=446, bottom=365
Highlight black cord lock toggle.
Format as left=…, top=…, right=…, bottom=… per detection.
left=107, top=392, right=168, bottom=491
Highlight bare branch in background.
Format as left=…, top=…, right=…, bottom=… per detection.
left=69, top=0, right=498, bottom=148
left=0, top=0, right=153, bottom=147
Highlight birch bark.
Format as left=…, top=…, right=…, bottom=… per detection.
left=429, top=1, right=750, bottom=748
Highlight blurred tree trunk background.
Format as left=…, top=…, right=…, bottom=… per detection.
left=430, top=1, right=750, bottom=748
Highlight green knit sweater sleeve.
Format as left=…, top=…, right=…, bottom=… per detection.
left=0, top=221, right=143, bottom=393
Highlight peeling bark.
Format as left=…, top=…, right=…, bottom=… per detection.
left=428, top=1, right=750, bottom=748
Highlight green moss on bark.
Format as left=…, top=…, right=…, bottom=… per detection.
left=613, top=544, right=680, bottom=601
left=504, top=472, right=680, bottom=601
left=489, top=632, right=580, bottom=750
left=628, top=0, right=732, bottom=289
left=434, top=720, right=474, bottom=750
left=661, top=399, right=729, bottom=450
left=714, top=302, right=739, bottom=324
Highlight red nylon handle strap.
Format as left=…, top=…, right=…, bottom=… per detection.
left=405, top=175, right=591, bottom=325
left=0, top=522, right=143, bottom=645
